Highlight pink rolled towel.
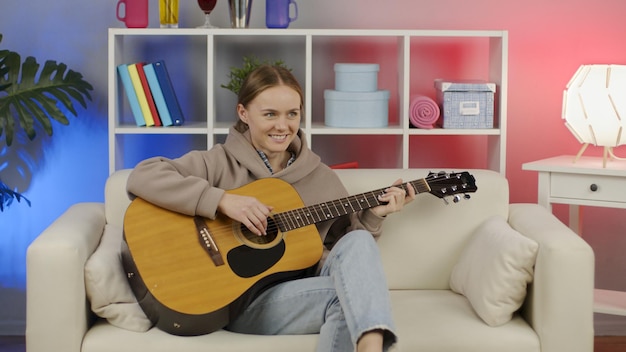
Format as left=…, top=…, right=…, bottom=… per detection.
left=409, top=95, right=440, bottom=129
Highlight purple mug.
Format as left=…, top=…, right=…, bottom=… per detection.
left=266, top=0, right=298, bottom=29
left=116, top=0, right=149, bottom=28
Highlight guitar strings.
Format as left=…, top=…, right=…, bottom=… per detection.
left=196, top=190, right=386, bottom=239
left=200, top=182, right=412, bottom=237
left=200, top=173, right=466, bottom=239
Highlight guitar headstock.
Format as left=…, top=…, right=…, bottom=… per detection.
left=426, top=171, right=477, bottom=203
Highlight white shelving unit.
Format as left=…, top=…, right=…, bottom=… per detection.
left=108, top=28, right=508, bottom=174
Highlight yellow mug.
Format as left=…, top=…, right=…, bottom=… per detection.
left=159, top=0, right=179, bottom=28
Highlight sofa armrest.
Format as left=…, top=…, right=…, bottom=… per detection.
left=508, top=203, right=594, bottom=352
left=26, top=203, right=106, bottom=352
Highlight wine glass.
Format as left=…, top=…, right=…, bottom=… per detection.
left=197, top=0, right=218, bottom=28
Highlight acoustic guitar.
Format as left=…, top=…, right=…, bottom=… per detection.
left=122, top=171, right=477, bottom=336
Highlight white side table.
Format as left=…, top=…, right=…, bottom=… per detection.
left=522, top=155, right=626, bottom=316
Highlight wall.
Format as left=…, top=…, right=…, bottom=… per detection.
left=1, top=0, right=625, bottom=335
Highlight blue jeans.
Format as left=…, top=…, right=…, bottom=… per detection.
left=226, top=230, right=397, bottom=352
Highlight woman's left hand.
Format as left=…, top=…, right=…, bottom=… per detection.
left=371, top=179, right=416, bottom=217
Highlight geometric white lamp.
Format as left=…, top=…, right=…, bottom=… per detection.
left=562, top=64, right=626, bottom=167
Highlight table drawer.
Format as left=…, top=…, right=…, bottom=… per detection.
left=551, top=173, right=626, bottom=203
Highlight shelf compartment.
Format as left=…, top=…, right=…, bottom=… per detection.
left=311, top=35, right=402, bottom=129
left=407, top=134, right=492, bottom=170
left=112, top=134, right=208, bottom=170
left=110, top=34, right=208, bottom=129
left=212, top=34, right=307, bottom=126
left=311, top=134, right=403, bottom=169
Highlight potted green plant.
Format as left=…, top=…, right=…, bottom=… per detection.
left=0, top=33, right=93, bottom=211
left=221, top=55, right=290, bottom=95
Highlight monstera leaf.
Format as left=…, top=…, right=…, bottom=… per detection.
left=0, top=33, right=93, bottom=146
left=0, top=33, right=93, bottom=211
left=0, top=179, right=30, bottom=211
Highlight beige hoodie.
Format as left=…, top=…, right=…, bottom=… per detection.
left=126, top=127, right=385, bottom=261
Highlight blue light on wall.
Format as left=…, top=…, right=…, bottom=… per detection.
left=0, top=0, right=117, bottom=332
left=0, top=108, right=108, bottom=288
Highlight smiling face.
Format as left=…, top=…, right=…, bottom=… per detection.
left=237, top=84, right=302, bottom=160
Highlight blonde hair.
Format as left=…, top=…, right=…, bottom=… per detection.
left=234, top=65, right=304, bottom=133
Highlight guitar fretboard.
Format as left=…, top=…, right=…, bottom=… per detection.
left=274, top=179, right=430, bottom=232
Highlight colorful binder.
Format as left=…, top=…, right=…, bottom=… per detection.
left=136, top=62, right=162, bottom=126
left=117, top=64, right=146, bottom=127
left=143, top=63, right=174, bottom=127
left=128, top=63, right=156, bottom=126
left=152, top=60, right=184, bottom=126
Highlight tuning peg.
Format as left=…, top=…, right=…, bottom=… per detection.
left=464, top=194, right=471, bottom=200
left=453, top=195, right=461, bottom=203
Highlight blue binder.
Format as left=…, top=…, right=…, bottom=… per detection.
left=152, top=60, right=184, bottom=126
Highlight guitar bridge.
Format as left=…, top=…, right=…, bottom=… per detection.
left=194, top=216, right=225, bottom=267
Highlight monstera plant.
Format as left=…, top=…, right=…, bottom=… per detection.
left=0, top=33, right=93, bottom=211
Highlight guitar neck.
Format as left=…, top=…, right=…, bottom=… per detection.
left=274, top=179, right=430, bottom=232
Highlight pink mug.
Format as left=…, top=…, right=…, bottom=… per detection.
left=116, top=0, right=149, bottom=28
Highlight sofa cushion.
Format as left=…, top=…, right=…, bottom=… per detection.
left=85, top=224, right=152, bottom=332
left=81, top=290, right=541, bottom=352
left=391, top=290, right=540, bottom=352
left=449, top=215, right=539, bottom=326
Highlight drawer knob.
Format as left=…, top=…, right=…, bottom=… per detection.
left=590, top=184, right=598, bottom=192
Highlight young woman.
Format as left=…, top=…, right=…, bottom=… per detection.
left=126, top=65, right=415, bottom=352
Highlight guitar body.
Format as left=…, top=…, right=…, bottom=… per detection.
left=122, top=178, right=324, bottom=336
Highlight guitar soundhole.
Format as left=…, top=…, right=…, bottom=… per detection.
left=239, top=217, right=280, bottom=246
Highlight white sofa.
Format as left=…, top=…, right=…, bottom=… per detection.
left=27, top=168, right=595, bottom=352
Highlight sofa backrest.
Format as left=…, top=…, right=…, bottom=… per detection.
left=104, top=169, right=134, bottom=227
left=105, top=168, right=509, bottom=291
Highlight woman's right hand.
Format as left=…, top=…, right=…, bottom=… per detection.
left=217, top=193, right=274, bottom=236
